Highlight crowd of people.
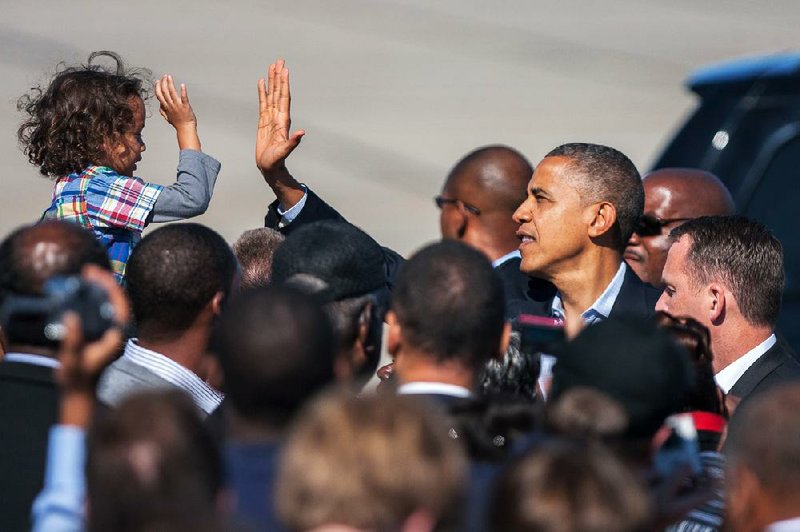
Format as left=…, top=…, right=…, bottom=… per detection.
left=1, top=50, right=799, bottom=532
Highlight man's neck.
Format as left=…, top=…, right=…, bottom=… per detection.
left=712, top=323, right=774, bottom=373
left=550, top=251, right=623, bottom=320
left=137, top=324, right=209, bottom=376
left=394, top=348, right=476, bottom=391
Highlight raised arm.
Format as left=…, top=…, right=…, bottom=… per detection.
left=256, top=59, right=306, bottom=210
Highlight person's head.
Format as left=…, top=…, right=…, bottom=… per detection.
left=18, top=51, right=150, bottom=178
left=490, top=440, right=651, bottom=532
left=726, top=384, right=800, bottom=530
left=547, top=387, right=629, bottom=442
left=86, top=390, right=224, bottom=532
left=656, top=216, right=783, bottom=348
left=232, top=227, right=285, bottom=290
left=550, top=316, right=693, bottom=441
left=625, top=169, right=735, bottom=287
left=437, top=145, right=533, bottom=256
left=211, top=285, right=336, bottom=433
left=0, top=221, right=110, bottom=347
left=126, top=223, right=237, bottom=342
left=277, top=393, right=466, bottom=532
left=388, top=240, right=509, bottom=386
left=271, top=220, right=388, bottom=381
left=514, top=143, right=644, bottom=278
left=513, top=143, right=643, bottom=279
left=480, top=330, right=538, bottom=400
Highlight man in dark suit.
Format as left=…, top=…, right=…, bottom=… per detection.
left=255, top=59, right=553, bottom=319
left=657, top=215, right=800, bottom=405
left=387, top=240, right=509, bottom=403
left=0, top=221, right=110, bottom=532
left=513, top=143, right=661, bottom=338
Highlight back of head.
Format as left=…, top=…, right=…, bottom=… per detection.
left=17, top=51, right=150, bottom=178
left=87, top=390, right=223, bottom=532
left=671, top=215, right=784, bottom=328
left=545, top=143, right=643, bottom=248
left=271, top=220, right=388, bottom=375
left=550, top=316, right=693, bottom=439
left=726, top=383, right=800, bottom=503
left=446, top=145, right=533, bottom=214
left=491, top=439, right=651, bottom=532
left=277, top=392, right=466, bottom=531
left=392, top=240, right=506, bottom=370
left=0, top=221, right=110, bottom=346
left=644, top=168, right=735, bottom=217
left=232, top=227, right=285, bottom=289
left=126, top=223, right=237, bottom=341
left=0, top=221, right=110, bottom=304
left=211, top=285, right=336, bottom=430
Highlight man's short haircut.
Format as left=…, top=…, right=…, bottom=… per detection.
left=670, top=215, right=784, bottom=328
left=491, top=439, right=651, bottom=532
left=726, top=383, right=800, bottom=498
left=447, top=144, right=533, bottom=213
left=87, top=390, right=224, bottom=532
left=126, top=223, right=237, bottom=340
left=210, top=285, right=336, bottom=429
left=545, top=143, right=643, bottom=248
left=392, top=240, right=505, bottom=370
left=277, top=393, right=466, bottom=531
left=0, top=221, right=110, bottom=306
left=232, top=227, right=285, bottom=289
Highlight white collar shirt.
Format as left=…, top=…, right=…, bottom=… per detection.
left=397, top=382, right=472, bottom=398
left=551, top=261, right=628, bottom=325
left=2, top=352, right=60, bottom=369
left=715, top=334, right=777, bottom=394
left=766, top=517, right=800, bottom=531
left=492, top=250, right=521, bottom=268
left=123, top=339, right=224, bottom=415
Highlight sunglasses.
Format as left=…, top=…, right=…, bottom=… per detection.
left=433, top=195, right=481, bottom=216
left=634, top=214, right=693, bottom=237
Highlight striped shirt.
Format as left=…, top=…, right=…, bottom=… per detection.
left=123, top=339, right=224, bottom=415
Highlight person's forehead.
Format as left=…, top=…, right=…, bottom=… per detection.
left=644, top=174, right=711, bottom=218
left=530, top=157, right=580, bottom=193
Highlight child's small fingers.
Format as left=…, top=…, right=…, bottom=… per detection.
left=160, top=75, right=175, bottom=107
left=181, top=83, right=189, bottom=104
left=167, top=75, right=181, bottom=104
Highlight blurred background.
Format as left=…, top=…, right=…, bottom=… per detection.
left=2, top=0, right=798, bottom=255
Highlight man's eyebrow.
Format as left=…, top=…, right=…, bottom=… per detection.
left=529, top=186, right=549, bottom=197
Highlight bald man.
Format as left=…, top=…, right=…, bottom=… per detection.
left=625, top=168, right=735, bottom=287
left=0, top=221, right=111, bottom=531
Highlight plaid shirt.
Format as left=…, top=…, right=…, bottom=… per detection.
left=42, top=166, right=163, bottom=282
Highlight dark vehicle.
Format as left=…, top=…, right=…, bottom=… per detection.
left=652, top=51, right=800, bottom=352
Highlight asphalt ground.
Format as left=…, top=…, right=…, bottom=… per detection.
left=2, top=0, right=799, bottom=255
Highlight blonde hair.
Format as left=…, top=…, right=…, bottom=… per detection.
left=277, top=393, right=466, bottom=530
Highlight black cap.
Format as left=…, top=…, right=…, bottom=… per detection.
left=550, top=316, right=693, bottom=439
left=271, top=220, right=386, bottom=301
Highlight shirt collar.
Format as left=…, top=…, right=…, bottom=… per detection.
left=2, top=352, right=60, bottom=369
left=551, top=262, right=628, bottom=324
left=123, top=339, right=224, bottom=414
left=715, top=334, right=777, bottom=394
left=766, top=516, right=800, bottom=532
left=492, top=250, right=521, bottom=268
left=397, top=382, right=472, bottom=398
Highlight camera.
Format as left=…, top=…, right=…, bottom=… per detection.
left=0, top=276, right=114, bottom=344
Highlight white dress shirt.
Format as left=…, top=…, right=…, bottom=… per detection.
left=715, top=334, right=777, bottom=394
left=766, top=517, right=800, bottom=531
left=397, top=382, right=472, bottom=398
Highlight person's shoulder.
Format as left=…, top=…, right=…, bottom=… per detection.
left=610, top=265, right=661, bottom=318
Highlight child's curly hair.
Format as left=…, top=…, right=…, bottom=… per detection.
left=17, top=51, right=152, bottom=178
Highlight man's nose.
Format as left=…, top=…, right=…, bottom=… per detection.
left=654, top=292, right=668, bottom=313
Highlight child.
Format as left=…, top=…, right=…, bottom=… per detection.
left=18, top=51, right=221, bottom=282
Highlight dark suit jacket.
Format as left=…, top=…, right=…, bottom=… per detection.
left=0, top=359, right=59, bottom=532
left=607, top=265, right=662, bottom=319
left=265, top=188, right=556, bottom=317
left=729, top=339, right=800, bottom=401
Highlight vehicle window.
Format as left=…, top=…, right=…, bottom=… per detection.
left=743, top=133, right=800, bottom=297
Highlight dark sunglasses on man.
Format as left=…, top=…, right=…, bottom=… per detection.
left=433, top=195, right=481, bottom=216
left=634, top=214, right=693, bottom=237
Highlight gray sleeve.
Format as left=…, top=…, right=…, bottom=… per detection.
left=151, top=149, right=221, bottom=222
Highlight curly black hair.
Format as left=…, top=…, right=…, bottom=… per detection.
left=17, top=51, right=152, bottom=178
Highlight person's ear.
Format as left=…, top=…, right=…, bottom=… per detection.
left=496, top=322, right=512, bottom=360
left=586, top=201, right=617, bottom=238
left=386, top=310, right=402, bottom=357
left=707, top=283, right=726, bottom=325
left=209, top=291, right=226, bottom=316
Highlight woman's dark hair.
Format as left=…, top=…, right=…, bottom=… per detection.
left=17, top=51, right=151, bottom=178
left=655, top=311, right=727, bottom=419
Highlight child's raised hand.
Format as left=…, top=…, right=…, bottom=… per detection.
left=155, top=74, right=201, bottom=151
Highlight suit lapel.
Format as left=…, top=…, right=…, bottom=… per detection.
left=729, top=342, right=786, bottom=398
left=608, top=266, right=660, bottom=319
